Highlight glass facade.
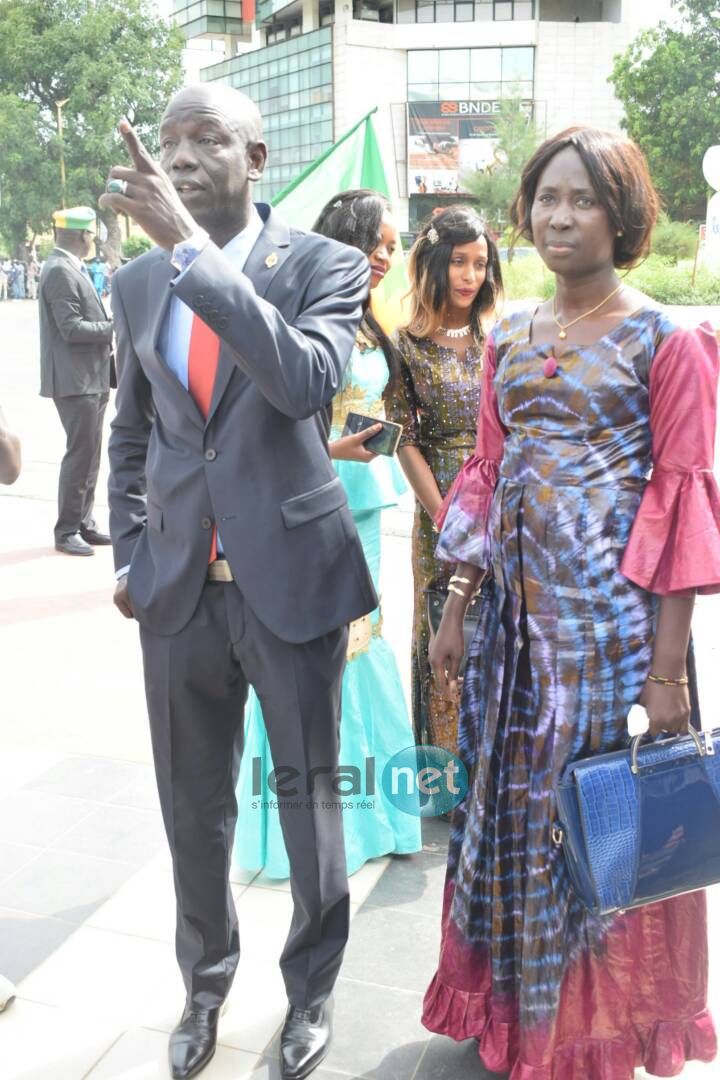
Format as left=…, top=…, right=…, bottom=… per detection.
left=408, top=45, right=534, bottom=100
left=171, top=0, right=245, bottom=38
left=397, top=0, right=534, bottom=21
left=201, top=28, right=334, bottom=203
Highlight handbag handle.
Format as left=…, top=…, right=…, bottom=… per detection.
left=630, top=727, right=705, bottom=775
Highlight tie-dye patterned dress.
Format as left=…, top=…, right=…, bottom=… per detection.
left=422, top=308, right=720, bottom=1078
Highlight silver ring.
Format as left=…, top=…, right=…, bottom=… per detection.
left=106, top=178, right=127, bottom=196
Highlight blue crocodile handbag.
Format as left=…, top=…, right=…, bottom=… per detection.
left=554, top=727, right=720, bottom=916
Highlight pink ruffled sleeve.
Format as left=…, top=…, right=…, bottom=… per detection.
left=434, top=336, right=508, bottom=566
left=621, top=323, right=720, bottom=595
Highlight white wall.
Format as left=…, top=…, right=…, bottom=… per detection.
left=534, top=19, right=631, bottom=134
left=333, top=12, right=408, bottom=219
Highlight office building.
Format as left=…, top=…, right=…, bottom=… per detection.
left=169, top=0, right=673, bottom=229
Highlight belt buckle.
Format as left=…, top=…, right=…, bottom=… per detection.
left=207, top=559, right=233, bottom=583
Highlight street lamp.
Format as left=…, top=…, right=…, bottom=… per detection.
left=55, top=98, right=69, bottom=208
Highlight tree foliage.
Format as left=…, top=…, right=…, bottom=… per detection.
left=0, top=0, right=184, bottom=261
left=122, top=234, right=153, bottom=260
left=609, top=0, right=720, bottom=220
left=0, top=93, right=58, bottom=255
left=461, top=96, right=540, bottom=236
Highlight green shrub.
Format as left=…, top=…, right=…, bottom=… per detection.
left=122, top=235, right=152, bottom=260
left=624, top=255, right=720, bottom=305
left=650, top=214, right=698, bottom=265
left=499, top=248, right=719, bottom=306
left=501, top=251, right=554, bottom=302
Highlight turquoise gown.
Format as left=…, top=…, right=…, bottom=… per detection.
left=232, top=343, right=422, bottom=878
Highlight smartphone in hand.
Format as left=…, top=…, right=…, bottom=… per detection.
left=341, top=412, right=403, bottom=456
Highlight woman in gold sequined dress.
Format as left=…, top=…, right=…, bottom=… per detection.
left=386, top=207, right=502, bottom=752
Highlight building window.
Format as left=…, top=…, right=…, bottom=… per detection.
left=265, top=16, right=302, bottom=44
left=409, top=45, right=534, bottom=100
left=397, top=0, right=534, bottom=19
left=202, top=27, right=334, bottom=203
left=408, top=50, right=439, bottom=83
left=354, top=0, right=394, bottom=19
left=171, top=0, right=248, bottom=29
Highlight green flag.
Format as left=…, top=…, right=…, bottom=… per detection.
left=271, top=108, right=390, bottom=230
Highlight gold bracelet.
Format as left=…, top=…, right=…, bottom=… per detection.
left=647, top=673, right=689, bottom=687
left=449, top=574, right=474, bottom=587
left=447, top=583, right=471, bottom=599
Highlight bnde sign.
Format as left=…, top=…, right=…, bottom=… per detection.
left=440, top=101, right=503, bottom=116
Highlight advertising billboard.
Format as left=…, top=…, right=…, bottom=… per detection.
left=408, top=100, right=518, bottom=197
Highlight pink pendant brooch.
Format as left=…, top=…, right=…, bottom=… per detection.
left=543, top=355, right=558, bottom=378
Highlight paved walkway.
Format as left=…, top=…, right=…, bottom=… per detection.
left=0, top=299, right=718, bottom=1078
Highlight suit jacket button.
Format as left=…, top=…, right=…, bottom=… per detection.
left=201, top=516, right=213, bottom=529
left=205, top=448, right=217, bottom=461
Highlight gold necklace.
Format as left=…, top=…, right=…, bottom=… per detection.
left=552, top=283, right=624, bottom=340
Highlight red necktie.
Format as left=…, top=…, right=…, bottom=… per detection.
left=187, top=314, right=220, bottom=562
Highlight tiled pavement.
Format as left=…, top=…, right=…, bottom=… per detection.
left=2, top=757, right=718, bottom=1080
left=0, top=746, right=504, bottom=1080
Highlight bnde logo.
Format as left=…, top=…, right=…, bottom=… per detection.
left=440, top=100, right=502, bottom=115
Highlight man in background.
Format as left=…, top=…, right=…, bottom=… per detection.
left=88, top=253, right=108, bottom=297
left=38, top=206, right=114, bottom=556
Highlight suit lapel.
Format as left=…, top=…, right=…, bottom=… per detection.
left=242, top=208, right=292, bottom=298
left=206, top=206, right=292, bottom=425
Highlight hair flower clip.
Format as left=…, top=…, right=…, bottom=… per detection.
left=333, top=200, right=343, bottom=209
left=427, top=226, right=440, bottom=245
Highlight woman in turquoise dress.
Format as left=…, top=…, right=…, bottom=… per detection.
left=233, top=191, right=422, bottom=878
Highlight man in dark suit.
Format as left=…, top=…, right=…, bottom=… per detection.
left=38, top=207, right=114, bottom=555
left=101, top=86, right=376, bottom=1080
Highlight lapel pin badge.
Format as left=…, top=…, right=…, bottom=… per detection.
left=265, top=252, right=278, bottom=269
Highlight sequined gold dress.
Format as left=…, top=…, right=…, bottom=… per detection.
left=386, top=330, right=484, bottom=752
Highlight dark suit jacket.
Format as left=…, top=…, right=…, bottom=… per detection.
left=108, top=204, right=378, bottom=642
left=38, top=249, right=114, bottom=398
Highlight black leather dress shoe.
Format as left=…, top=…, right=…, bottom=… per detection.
left=169, top=1006, right=220, bottom=1079
left=80, top=527, right=112, bottom=545
left=55, top=532, right=94, bottom=556
left=280, top=998, right=333, bottom=1079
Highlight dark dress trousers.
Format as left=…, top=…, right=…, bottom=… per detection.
left=39, top=248, right=114, bottom=541
left=108, top=205, right=378, bottom=1011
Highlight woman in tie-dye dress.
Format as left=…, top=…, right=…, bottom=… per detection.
left=423, top=127, right=720, bottom=1078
